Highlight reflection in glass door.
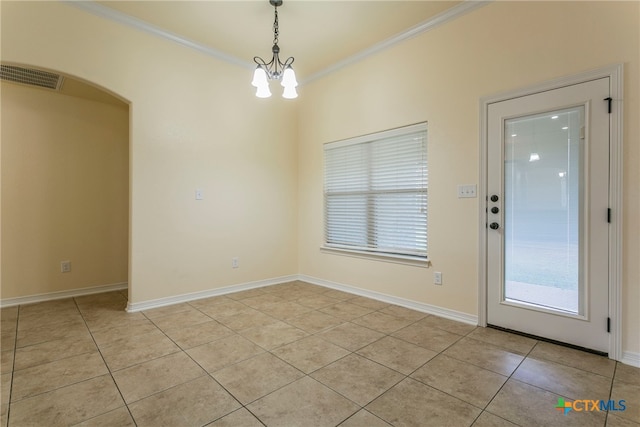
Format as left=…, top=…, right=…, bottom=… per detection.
left=503, top=107, right=584, bottom=315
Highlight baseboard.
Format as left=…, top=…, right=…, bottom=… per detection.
left=5, top=274, right=633, bottom=364
left=621, top=351, right=640, bottom=368
left=125, top=275, right=298, bottom=312
left=127, top=273, right=477, bottom=325
left=298, top=274, right=478, bottom=326
left=0, top=282, right=128, bottom=308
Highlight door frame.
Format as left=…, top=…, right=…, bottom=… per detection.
left=478, top=64, right=623, bottom=360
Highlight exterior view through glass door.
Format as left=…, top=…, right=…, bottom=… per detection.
left=487, top=78, right=610, bottom=353
left=504, top=106, right=584, bottom=314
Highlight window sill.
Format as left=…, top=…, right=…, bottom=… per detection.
left=320, top=246, right=430, bottom=268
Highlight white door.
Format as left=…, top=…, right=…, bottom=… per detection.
left=486, top=78, right=610, bottom=353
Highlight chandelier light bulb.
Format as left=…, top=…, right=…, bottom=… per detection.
left=281, top=66, right=298, bottom=88
left=282, top=85, right=298, bottom=99
left=251, top=67, right=269, bottom=88
left=256, top=84, right=272, bottom=98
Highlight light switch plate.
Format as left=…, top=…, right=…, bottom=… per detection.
left=457, top=184, right=477, bottom=198
left=434, top=271, right=442, bottom=285
left=61, top=261, right=71, bottom=273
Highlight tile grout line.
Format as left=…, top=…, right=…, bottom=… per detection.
left=478, top=338, right=616, bottom=426
left=315, top=316, right=489, bottom=425
left=201, top=300, right=348, bottom=423
left=472, top=338, right=540, bottom=427
left=143, top=307, right=253, bottom=426
left=4, top=305, right=20, bottom=427
left=6, top=299, right=125, bottom=425
left=252, top=296, right=458, bottom=425
left=381, top=325, right=500, bottom=426
left=6, top=284, right=627, bottom=427
left=140, top=311, right=249, bottom=420
left=71, top=296, right=141, bottom=427
left=105, top=299, right=255, bottom=424
left=604, top=362, right=619, bottom=426
left=7, top=307, right=92, bottom=394
left=190, top=287, right=378, bottom=425
left=271, top=304, right=439, bottom=424
left=9, top=293, right=294, bottom=427
left=3, top=292, right=484, bottom=426
left=506, top=341, right=617, bottom=420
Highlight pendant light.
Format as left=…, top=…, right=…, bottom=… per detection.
left=251, top=0, right=298, bottom=99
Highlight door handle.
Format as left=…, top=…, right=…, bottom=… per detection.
left=489, top=222, right=500, bottom=230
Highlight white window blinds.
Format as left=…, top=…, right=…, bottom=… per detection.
left=323, top=123, right=428, bottom=258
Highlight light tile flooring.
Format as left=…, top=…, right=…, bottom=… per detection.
left=1, top=281, right=638, bottom=426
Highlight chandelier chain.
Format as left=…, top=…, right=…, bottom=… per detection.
left=273, top=7, right=279, bottom=45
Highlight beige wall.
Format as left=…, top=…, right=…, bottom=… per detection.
left=1, top=82, right=129, bottom=298
left=298, top=1, right=639, bottom=354
left=0, top=1, right=299, bottom=304
left=1, top=1, right=637, bottom=356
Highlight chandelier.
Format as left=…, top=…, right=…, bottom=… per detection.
left=251, top=0, right=298, bottom=99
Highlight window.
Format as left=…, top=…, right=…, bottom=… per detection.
left=323, top=123, right=428, bottom=261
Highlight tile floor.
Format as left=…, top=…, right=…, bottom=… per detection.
left=1, top=281, right=638, bottom=426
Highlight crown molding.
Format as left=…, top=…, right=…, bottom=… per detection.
left=302, top=0, right=491, bottom=85
left=64, top=0, right=490, bottom=84
left=63, top=1, right=254, bottom=70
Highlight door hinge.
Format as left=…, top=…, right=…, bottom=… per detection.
left=608, top=208, right=612, bottom=223
left=607, top=317, right=611, bottom=333
left=604, top=97, right=612, bottom=114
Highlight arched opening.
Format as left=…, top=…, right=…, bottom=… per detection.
left=1, top=64, right=131, bottom=306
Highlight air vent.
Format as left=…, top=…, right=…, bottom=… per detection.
left=1, top=65, right=64, bottom=90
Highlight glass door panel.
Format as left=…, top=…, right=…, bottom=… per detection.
left=503, top=106, right=584, bottom=315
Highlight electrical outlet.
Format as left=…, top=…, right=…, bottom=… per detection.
left=61, top=261, right=71, bottom=273
left=195, top=189, right=203, bottom=200
left=434, top=271, right=442, bottom=285
left=232, top=257, right=239, bottom=268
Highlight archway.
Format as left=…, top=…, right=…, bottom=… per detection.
left=1, top=64, right=131, bottom=306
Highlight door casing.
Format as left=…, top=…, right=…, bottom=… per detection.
left=478, top=64, right=623, bottom=360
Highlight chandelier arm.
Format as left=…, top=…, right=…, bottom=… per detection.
left=280, top=57, right=294, bottom=68
left=254, top=53, right=282, bottom=80
left=254, top=56, right=274, bottom=68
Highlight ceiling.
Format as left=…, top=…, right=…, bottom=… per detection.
left=94, top=1, right=464, bottom=80
left=5, top=1, right=470, bottom=105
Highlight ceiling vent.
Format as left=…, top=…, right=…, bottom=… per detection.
left=1, top=65, right=64, bottom=90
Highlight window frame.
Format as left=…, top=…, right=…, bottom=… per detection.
left=321, top=122, right=429, bottom=266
